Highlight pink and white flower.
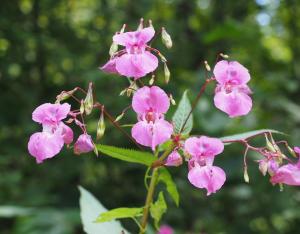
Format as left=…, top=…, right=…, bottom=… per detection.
left=28, top=103, right=73, bottom=163
left=131, top=86, right=173, bottom=150
left=184, top=136, right=226, bottom=195
left=213, top=60, right=252, bottom=118
left=101, top=27, right=158, bottom=79
left=165, top=150, right=183, bottom=167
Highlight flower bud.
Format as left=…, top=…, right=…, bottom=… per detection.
left=165, top=151, right=182, bottom=167
left=161, top=27, right=172, bottom=49
left=204, top=61, right=211, bottom=72
left=56, top=88, right=77, bottom=103
left=158, top=53, right=167, bottom=63
left=265, top=135, right=276, bottom=152
left=97, top=108, right=105, bottom=140
left=164, top=63, right=170, bottom=84
left=149, top=75, right=155, bottom=85
left=220, top=53, right=229, bottom=59
left=109, top=40, right=118, bottom=57
left=169, top=94, right=176, bottom=105
left=120, top=24, right=126, bottom=33
left=244, top=167, right=249, bottom=183
left=74, top=134, right=94, bottom=155
left=148, top=19, right=154, bottom=30
left=80, top=100, right=85, bottom=114
left=288, top=146, right=297, bottom=157
left=84, top=82, right=94, bottom=115
left=114, top=112, right=124, bottom=123
left=137, top=18, right=144, bottom=31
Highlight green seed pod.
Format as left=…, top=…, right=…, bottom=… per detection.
left=164, top=63, right=170, bottom=84
left=161, top=27, right=173, bottom=49
left=84, top=83, right=93, bottom=115
left=97, top=110, right=105, bottom=140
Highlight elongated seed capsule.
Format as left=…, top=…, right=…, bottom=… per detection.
left=84, top=83, right=93, bottom=115
left=161, top=27, right=173, bottom=49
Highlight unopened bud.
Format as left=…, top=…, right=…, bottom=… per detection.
left=158, top=53, right=167, bottom=63
left=137, top=18, right=144, bottom=31
left=109, top=41, right=118, bottom=57
left=204, top=61, right=211, bottom=71
left=80, top=100, right=85, bottom=114
left=161, top=27, right=172, bottom=49
left=169, top=94, right=176, bottom=105
left=120, top=24, right=126, bottom=33
left=84, top=83, right=94, bottom=115
left=288, top=146, right=297, bottom=157
left=244, top=167, right=250, bottom=183
left=148, top=19, right=154, bottom=30
left=97, top=109, right=105, bottom=140
left=56, top=88, right=77, bottom=103
left=119, top=89, right=127, bottom=96
left=164, top=63, right=170, bottom=84
left=114, top=112, right=124, bottom=122
left=265, top=135, right=276, bottom=152
left=149, top=75, right=155, bottom=85
left=220, top=53, right=229, bottom=59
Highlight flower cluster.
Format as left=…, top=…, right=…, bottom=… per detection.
left=28, top=102, right=95, bottom=163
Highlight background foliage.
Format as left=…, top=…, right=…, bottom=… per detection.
left=1, top=0, right=300, bottom=233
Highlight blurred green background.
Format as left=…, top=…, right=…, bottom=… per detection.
left=1, top=0, right=300, bottom=233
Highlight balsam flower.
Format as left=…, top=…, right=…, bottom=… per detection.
left=28, top=103, right=73, bottom=163
left=101, top=27, right=158, bottom=79
left=165, top=150, right=183, bottom=167
left=74, top=134, right=94, bottom=155
left=213, top=60, right=252, bottom=117
left=157, top=225, right=174, bottom=234
left=185, top=136, right=226, bottom=195
left=270, top=157, right=300, bottom=186
left=131, top=86, right=173, bottom=150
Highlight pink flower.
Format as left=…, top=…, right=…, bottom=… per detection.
left=213, top=60, right=252, bottom=118
left=294, top=147, right=300, bottom=155
left=74, top=134, right=94, bottom=155
left=131, top=86, right=173, bottom=150
left=270, top=158, right=300, bottom=186
left=101, top=27, right=158, bottom=79
left=28, top=103, right=73, bottom=163
left=188, top=163, right=226, bottom=196
left=157, top=225, right=174, bottom=234
left=165, top=150, right=183, bottom=167
left=185, top=136, right=226, bottom=195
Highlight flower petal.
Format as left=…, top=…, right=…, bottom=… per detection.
left=213, top=60, right=250, bottom=85
left=131, top=121, right=153, bottom=147
left=188, top=165, right=226, bottom=196
left=165, top=150, right=183, bottom=167
left=152, top=119, right=173, bottom=151
left=270, top=164, right=300, bottom=186
left=100, top=58, right=119, bottom=74
left=32, top=103, right=71, bottom=125
left=28, top=131, right=64, bottom=164
left=214, top=88, right=252, bottom=118
left=132, top=86, right=170, bottom=115
left=60, top=123, right=73, bottom=145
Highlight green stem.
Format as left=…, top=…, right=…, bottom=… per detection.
left=139, top=168, right=159, bottom=234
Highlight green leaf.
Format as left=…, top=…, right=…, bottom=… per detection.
left=150, top=192, right=167, bottom=229
left=158, top=168, right=179, bottom=206
left=78, top=186, right=130, bottom=234
left=220, top=129, right=285, bottom=144
left=96, top=144, right=155, bottom=166
left=95, top=207, right=143, bottom=223
left=172, top=90, right=193, bottom=134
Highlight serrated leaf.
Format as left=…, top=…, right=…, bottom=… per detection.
left=78, top=186, right=130, bottom=234
left=96, top=145, right=155, bottom=166
left=220, top=129, right=285, bottom=144
left=172, top=90, right=193, bottom=134
left=96, top=207, right=143, bottom=223
left=158, top=168, right=179, bottom=206
left=150, top=192, right=167, bottom=229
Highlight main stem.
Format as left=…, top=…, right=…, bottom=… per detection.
left=140, top=168, right=159, bottom=234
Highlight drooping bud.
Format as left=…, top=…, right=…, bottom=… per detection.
left=164, top=63, right=170, bottom=84
left=84, top=82, right=94, bottom=115
left=169, top=94, right=176, bottom=105
left=119, top=89, right=127, bottom=96
left=265, top=134, right=276, bottom=152
left=165, top=151, right=182, bottom=167
left=148, top=19, right=154, bottom=30
left=244, top=167, right=250, bottom=183
left=161, top=27, right=172, bottom=49
left=114, top=112, right=124, bottom=123
left=120, top=24, right=126, bottom=33
left=220, top=53, right=229, bottom=59
left=80, top=100, right=85, bottom=114
left=137, top=18, right=144, bottom=31
left=149, top=75, right=155, bottom=85
left=158, top=52, right=167, bottom=63
left=96, top=107, right=105, bottom=140
left=56, top=88, right=77, bottom=103
left=288, top=146, right=297, bottom=157
left=258, top=159, right=268, bottom=176
left=204, top=61, right=211, bottom=72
